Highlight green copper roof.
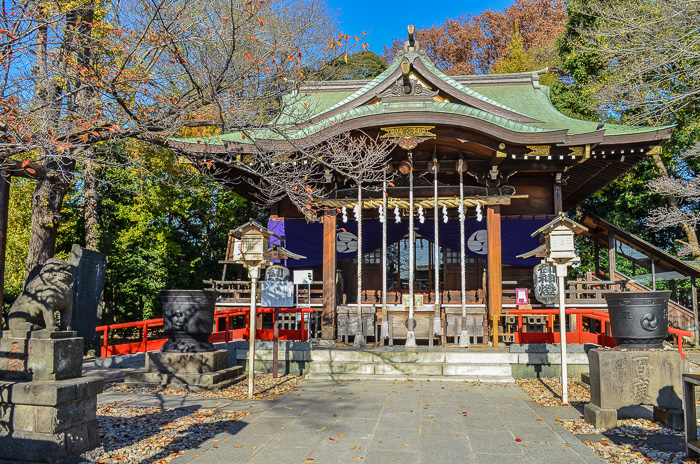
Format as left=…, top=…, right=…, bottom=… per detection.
left=179, top=49, right=671, bottom=147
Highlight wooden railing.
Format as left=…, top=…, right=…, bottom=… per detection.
left=492, top=307, right=691, bottom=356
left=96, top=307, right=316, bottom=357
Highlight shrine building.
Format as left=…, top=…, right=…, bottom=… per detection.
left=177, top=27, right=678, bottom=346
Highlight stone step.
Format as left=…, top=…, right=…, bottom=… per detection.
left=309, top=349, right=516, bottom=364
left=304, top=373, right=514, bottom=383
left=307, top=361, right=512, bottom=378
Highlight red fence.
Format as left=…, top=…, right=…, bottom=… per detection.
left=505, top=307, right=690, bottom=357
left=96, top=307, right=313, bottom=357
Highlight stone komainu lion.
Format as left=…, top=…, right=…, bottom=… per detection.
left=7, top=258, right=74, bottom=332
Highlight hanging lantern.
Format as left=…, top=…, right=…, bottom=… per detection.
left=342, top=205, right=348, bottom=223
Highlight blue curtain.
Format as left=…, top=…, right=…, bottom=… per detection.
left=267, top=217, right=547, bottom=268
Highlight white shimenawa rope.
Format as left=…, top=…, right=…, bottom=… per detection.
left=407, top=154, right=416, bottom=346
left=354, top=182, right=365, bottom=347
left=459, top=159, right=469, bottom=347
left=433, top=159, right=441, bottom=340
left=381, top=172, right=388, bottom=340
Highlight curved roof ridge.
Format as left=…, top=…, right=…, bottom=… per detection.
left=300, top=58, right=403, bottom=122
left=414, top=54, right=531, bottom=119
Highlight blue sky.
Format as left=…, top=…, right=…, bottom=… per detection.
left=326, top=0, right=515, bottom=53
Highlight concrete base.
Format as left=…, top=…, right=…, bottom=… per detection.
left=0, top=376, right=103, bottom=463
left=353, top=332, right=366, bottom=347
left=123, top=350, right=244, bottom=391
left=321, top=326, right=335, bottom=341
left=124, top=366, right=244, bottom=391
left=584, top=403, right=618, bottom=429
left=585, top=348, right=687, bottom=429
left=459, top=330, right=471, bottom=348
left=653, top=406, right=685, bottom=429
left=0, top=331, right=82, bottom=381
left=405, top=331, right=416, bottom=347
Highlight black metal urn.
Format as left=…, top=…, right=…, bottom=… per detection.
left=160, top=289, right=218, bottom=353
left=604, top=291, right=671, bottom=349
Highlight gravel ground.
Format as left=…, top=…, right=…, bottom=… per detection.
left=516, top=377, right=693, bottom=464
left=84, top=374, right=302, bottom=463
left=107, top=373, right=304, bottom=400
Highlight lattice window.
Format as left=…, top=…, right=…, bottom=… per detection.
left=445, top=249, right=474, bottom=264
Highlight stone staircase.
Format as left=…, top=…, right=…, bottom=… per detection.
left=305, top=347, right=515, bottom=382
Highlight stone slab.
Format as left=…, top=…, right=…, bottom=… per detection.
left=145, top=350, right=228, bottom=374
left=588, top=349, right=686, bottom=410
left=653, top=406, right=684, bottom=429
left=0, top=420, right=99, bottom=462
left=124, top=365, right=243, bottom=391
left=0, top=333, right=83, bottom=381
left=584, top=403, right=618, bottom=429
left=0, top=376, right=103, bottom=406
left=10, top=396, right=96, bottom=434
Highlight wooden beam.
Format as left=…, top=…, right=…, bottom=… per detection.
left=553, top=184, right=563, bottom=214
left=487, top=205, right=502, bottom=346
left=594, top=240, right=600, bottom=278
left=693, top=276, right=698, bottom=348
left=608, top=232, right=616, bottom=280
left=322, top=211, right=337, bottom=340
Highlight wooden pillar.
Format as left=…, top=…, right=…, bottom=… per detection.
left=487, top=205, right=502, bottom=345
left=608, top=233, right=616, bottom=281
left=553, top=183, right=563, bottom=214
left=692, top=276, right=698, bottom=348
left=594, top=240, right=600, bottom=278
left=322, top=211, right=337, bottom=340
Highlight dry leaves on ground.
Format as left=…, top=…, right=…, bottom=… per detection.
left=560, top=418, right=688, bottom=464
left=515, top=377, right=591, bottom=406
left=108, top=373, right=303, bottom=400
left=516, top=377, right=691, bottom=464
left=86, top=406, right=247, bottom=463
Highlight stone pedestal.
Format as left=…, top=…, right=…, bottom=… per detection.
left=124, top=350, right=243, bottom=391
left=584, top=348, right=687, bottom=429
left=0, top=331, right=103, bottom=463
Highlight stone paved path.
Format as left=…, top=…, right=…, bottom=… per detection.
left=108, top=379, right=604, bottom=464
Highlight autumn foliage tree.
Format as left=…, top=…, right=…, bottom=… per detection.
left=382, top=0, right=567, bottom=75
left=0, top=0, right=352, bottom=282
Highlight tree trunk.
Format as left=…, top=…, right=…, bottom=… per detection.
left=83, top=155, right=99, bottom=251
left=24, top=175, right=70, bottom=284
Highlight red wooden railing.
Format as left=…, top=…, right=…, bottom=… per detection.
left=504, top=307, right=691, bottom=357
left=96, top=307, right=313, bottom=357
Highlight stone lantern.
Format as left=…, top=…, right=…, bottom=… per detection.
left=230, top=219, right=276, bottom=398
left=532, top=214, right=588, bottom=404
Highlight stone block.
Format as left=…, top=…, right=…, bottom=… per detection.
left=12, top=396, right=96, bottom=434
left=584, top=403, right=618, bottom=429
left=124, top=365, right=243, bottom=391
left=145, top=350, right=228, bottom=374
left=588, top=349, right=686, bottom=410
left=0, top=332, right=83, bottom=381
left=653, top=406, right=684, bottom=429
left=6, top=377, right=103, bottom=406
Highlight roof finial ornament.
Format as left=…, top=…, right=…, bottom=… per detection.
left=404, top=25, right=419, bottom=52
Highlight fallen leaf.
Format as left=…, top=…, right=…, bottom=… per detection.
left=515, top=438, right=522, bottom=443
left=402, top=443, right=409, bottom=447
